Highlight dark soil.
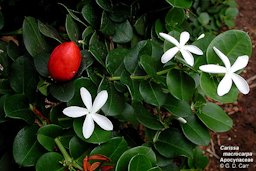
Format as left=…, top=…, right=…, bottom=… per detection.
left=204, top=0, right=256, bottom=170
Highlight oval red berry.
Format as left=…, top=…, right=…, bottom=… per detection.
left=48, top=42, right=82, bottom=81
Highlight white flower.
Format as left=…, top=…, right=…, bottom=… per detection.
left=159, top=31, right=203, bottom=66
left=63, top=87, right=113, bottom=139
left=177, top=117, right=187, bottom=124
left=197, top=33, right=205, bottom=40
left=199, top=46, right=250, bottom=96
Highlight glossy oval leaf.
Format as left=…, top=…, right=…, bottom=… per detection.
left=166, top=69, right=195, bottom=101
left=112, top=20, right=133, bottom=43
left=128, top=154, right=152, bottom=171
left=181, top=115, right=210, bottom=146
left=69, top=136, right=88, bottom=159
left=23, top=16, right=49, bottom=57
left=13, top=125, right=44, bottom=167
left=82, top=2, right=99, bottom=28
left=200, top=73, right=238, bottom=103
left=198, top=102, right=233, bottom=132
left=49, top=81, right=75, bottom=102
left=139, top=81, right=167, bottom=107
left=38, top=20, right=63, bottom=43
left=106, top=48, right=129, bottom=76
left=134, top=103, right=164, bottom=130
left=4, top=94, right=34, bottom=124
left=116, top=146, right=156, bottom=171
left=36, top=152, right=64, bottom=171
left=163, top=95, right=192, bottom=117
left=100, top=11, right=115, bottom=36
left=165, top=8, right=185, bottom=29
left=37, top=124, right=63, bottom=151
left=154, top=128, right=194, bottom=158
left=73, top=117, right=112, bottom=144
left=90, top=137, right=128, bottom=163
left=65, top=14, right=80, bottom=42
left=33, top=53, right=50, bottom=77
left=207, top=30, right=252, bottom=65
left=165, top=0, right=193, bottom=8
left=9, top=56, right=38, bottom=97
left=89, top=32, right=107, bottom=66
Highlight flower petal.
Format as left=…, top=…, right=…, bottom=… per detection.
left=180, top=49, right=194, bottom=66
left=180, top=31, right=190, bottom=46
left=184, top=45, right=203, bottom=55
left=231, top=73, right=250, bottom=94
left=230, top=55, right=249, bottom=73
left=199, top=65, right=227, bottom=73
left=80, top=87, right=92, bottom=110
left=159, top=32, right=180, bottom=47
left=63, top=106, right=88, bottom=118
left=92, top=113, right=113, bottom=131
left=217, top=74, right=232, bottom=96
left=83, top=115, right=95, bottom=139
left=91, top=90, right=108, bottom=114
left=197, top=33, right=205, bottom=40
left=161, top=47, right=179, bottom=63
left=213, top=47, right=231, bottom=69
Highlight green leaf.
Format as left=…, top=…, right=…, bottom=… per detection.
left=200, top=73, right=238, bottom=103
left=49, top=81, right=75, bottom=102
left=65, top=14, right=80, bottom=42
left=69, top=136, right=88, bottom=159
left=89, top=32, right=107, bottom=66
left=106, top=48, right=129, bottom=76
left=37, top=124, right=63, bottom=151
left=4, top=94, right=34, bottom=124
left=0, top=79, right=12, bottom=95
left=198, top=102, right=233, bottom=132
left=38, top=20, right=63, bottom=43
left=82, top=2, right=100, bottom=28
left=163, top=95, right=192, bottom=117
left=134, top=103, right=164, bottom=130
left=139, top=54, right=161, bottom=78
left=124, top=40, right=148, bottom=74
left=154, top=128, right=194, bottom=158
left=22, top=16, right=49, bottom=57
left=100, top=11, right=115, bottom=36
left=99, top=78, right=126, bottom=116
left=9, top=56, right=38, bottom=97
left=91, top=137, right=128, bottom=163
left=188, top=147, right=208, bottom=169
left=112, top=20, right=133, bottom=43
left=181, top=115, right=210, bottom=146
left=7, top=41, right=21, bottom=61
left=134, top=15, right=147, bottom=36
left=139, top=81, right=167, bottom=107
left=116, top=146, right=156, bottom=171
left=166, top=69, right=195, bottom=101
left=33, top=53, right=50, bottom=77
left=165, top=0, right=193, bottom=8
left=207, top=30, right=252, bottom=65
left=198, top=12, right=210, bottom=26
left=58, top=3, right=86, bottom=26
left=36, top=152, right=64, bottom=171
left=73, top=117, right=112, bottom=144
left=13, top=125, right=44, bottom=167
left=96, top=0, right=113, bottom=12
left=165, top=8, right=185, bottom=29
left=120, top=71, right=143, bottom=101
left=0, top=46, right=10, bottom=78
left=128, top=154, right=152, bottom=171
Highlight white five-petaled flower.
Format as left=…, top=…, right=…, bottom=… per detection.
left=63, top=87, right=113, bottom=139
left=199, top=46, right=250, bottom=96
left=159, top=31, right=203, bottom=66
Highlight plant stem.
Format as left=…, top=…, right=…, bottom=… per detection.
left=54, top=138, right=83, bottom=171
left=108, top=68, right=172, bottom=81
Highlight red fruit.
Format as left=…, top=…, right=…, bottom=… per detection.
left=48, top=41, right=82, bottom=81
